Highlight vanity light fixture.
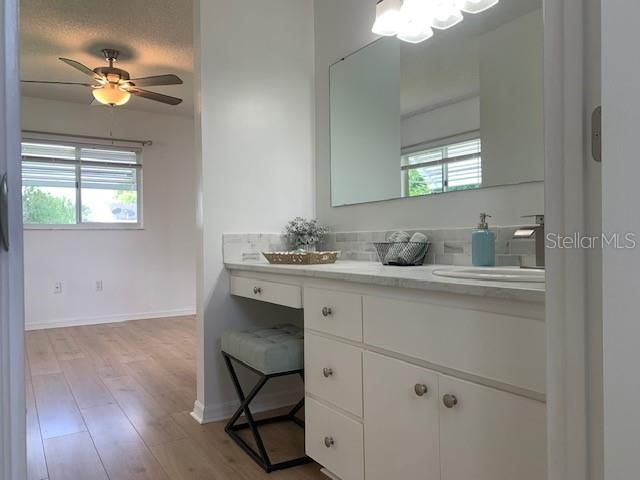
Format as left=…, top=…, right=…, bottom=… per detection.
left=456, top=0, right=500, bottom=14
left=372, top=0, right=499, bottom=44
left=372, top=0, right=405, bottom=36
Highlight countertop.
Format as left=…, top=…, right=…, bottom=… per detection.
left=225, top=261, right=545, bottom=304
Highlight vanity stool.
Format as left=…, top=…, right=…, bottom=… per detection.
left=221, top=324, right=311, bottom=473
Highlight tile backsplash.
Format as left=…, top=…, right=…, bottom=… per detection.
left=223, top=226, right=537, bottom=267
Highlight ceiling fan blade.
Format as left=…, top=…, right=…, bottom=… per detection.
left=128, top=74, right=183, bottom=87
left=128, top=87, right=182, bottom=105
left=59, top=57, right=103, bottom=79
left=21, top=80, right=94, bottom=87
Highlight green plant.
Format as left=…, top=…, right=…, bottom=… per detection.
left=22, top=187, right=76, bottom=224
left=284, top=217, right=329, bottom=250
left=408, top=169, right=431, bottom=197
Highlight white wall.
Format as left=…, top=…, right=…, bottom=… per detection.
left=603, top=1, right=640, bottom=478
left=314, top=0, right=544, bottom=231
left=22, top=96, right=196, bottom=329
left=193, top=0, right=315, bottom=422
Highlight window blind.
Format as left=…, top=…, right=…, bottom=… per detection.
left=21, top=140, right=142, bottom=226
left=402, top=137, right=482, bottom=195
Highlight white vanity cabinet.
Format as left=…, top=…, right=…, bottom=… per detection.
left=363, top=352, right=440, bottom=480
left=361, top=353, right=547, bottom=480
left=227, top=268, right=546, bottom=480
left=303, top=287, right=545, bottom=480
left=438, top=375, right=546, bottom=480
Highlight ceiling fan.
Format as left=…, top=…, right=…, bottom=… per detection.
left=22, top=48, right=183, bottom=107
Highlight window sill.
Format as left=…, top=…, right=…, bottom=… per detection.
left=24, top=224, right=144, bottom=231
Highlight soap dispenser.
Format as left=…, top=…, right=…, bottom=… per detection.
left=472, top=213, right=496, bottom=267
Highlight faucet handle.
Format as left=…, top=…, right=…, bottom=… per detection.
left=521, top=214, right=544, bottom=225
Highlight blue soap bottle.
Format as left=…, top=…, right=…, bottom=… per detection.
left=472, top=213, right=495, bottom=267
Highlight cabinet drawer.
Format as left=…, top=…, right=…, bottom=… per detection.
left=230, top=275, right=302, bottom=309
left=306, top=397, right=364, bottom=480
left=306, top=333, right=363, bottom=417
left=363, top=296, right=546, bottom=394
left=304, top=288, right=362, bottom=341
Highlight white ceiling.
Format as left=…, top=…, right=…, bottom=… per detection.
left=20, top=0, right=194, bottom=116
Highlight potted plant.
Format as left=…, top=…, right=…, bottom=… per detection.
left=285, top=217, right=329, bottom=251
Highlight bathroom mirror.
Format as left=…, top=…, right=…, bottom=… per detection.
left=330, top=0, right=543, bottom=207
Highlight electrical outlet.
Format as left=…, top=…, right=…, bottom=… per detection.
left=96, top=280, right=103, bottom=292
left=54, top=282, right=62, bottom=294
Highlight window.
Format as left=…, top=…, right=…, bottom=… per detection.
left=21, top=140, right=142, bottom=227
left=401, top=136, right=482, bottom=197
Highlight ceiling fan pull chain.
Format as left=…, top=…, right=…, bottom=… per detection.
left=109, top=107, right=115, bottom=144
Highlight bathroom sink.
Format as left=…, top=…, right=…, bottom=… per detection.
left=432, top=267, right=545, bottom=283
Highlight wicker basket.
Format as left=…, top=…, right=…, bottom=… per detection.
left=373, top=242, right=430, bottom=266
left=262, top=251, right=339, bottom=265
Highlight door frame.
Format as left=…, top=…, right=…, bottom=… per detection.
left=544, top=0, right=590, bottom=479
left=0, top=0, right=26, bottom=478
left=0, top=0, right=593, bottom=478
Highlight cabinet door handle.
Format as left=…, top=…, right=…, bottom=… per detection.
left=323, top=367, right=333, bottom=378
left=414, top=384, right=428, bottom=397
left=322, top=306, right=333, bottom=317
left=443, top=394, right=458, bottom=409
left=324, top=436, right=335, bottom=448
left=0, top=173, right=8, bottom=252
left=253, top=286, right=262, bottom=295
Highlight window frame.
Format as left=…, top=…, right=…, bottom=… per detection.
left=401, top=131, right=482, bottom=198
left=21, top=138, right=144, bottom=230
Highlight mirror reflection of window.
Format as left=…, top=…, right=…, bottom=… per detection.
left=330, top=0, right=543, bottom=207
left=402, top=136, right=482, bottom=197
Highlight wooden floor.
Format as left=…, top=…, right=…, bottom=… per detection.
left=26, top=316, right=325, bottom=480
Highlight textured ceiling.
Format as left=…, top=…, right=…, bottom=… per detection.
left=20, top=0, right=194, bottom=116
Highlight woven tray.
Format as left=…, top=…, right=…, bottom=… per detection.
left=262, top=251, right=339, bottom=265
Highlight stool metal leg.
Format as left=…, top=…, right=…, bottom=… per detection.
left=222, top=352, right=312, bottom=473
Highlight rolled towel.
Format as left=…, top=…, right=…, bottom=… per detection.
left=384, top=231, right=411, bottom=264
left=397, top=232, right=429, bottom=265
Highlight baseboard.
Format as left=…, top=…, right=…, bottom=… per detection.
left=25, top=308, right=196, bottom=330
left=190, top=390, right=303, bottom=425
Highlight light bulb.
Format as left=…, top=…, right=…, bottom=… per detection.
left=372, top=0, right=406, bottom=36
left=402, top=0, right=435, bottom=23
left=431, top=0, right=463, bottom=30
left=398, top=22, right=434, bottom=44
left=92, top=84, right=131, bottom=106
left=455, top=0, right=499, bottom=14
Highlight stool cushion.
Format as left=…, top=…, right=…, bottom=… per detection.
left=221, top=324, right=304, bottom=375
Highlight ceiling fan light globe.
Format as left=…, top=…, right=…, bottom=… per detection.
left=92, top=84, right=131, bottom=106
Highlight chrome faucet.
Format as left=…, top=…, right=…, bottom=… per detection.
left=513, top=215, right=545, bottom=269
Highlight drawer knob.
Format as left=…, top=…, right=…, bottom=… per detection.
left=321, top=306, right=333, bottom=317
left=324, top=436, right=335, bottom=448
left=443, top=394, right=458, bottom=409
left=323, top=367, right=334, bottom=378
left=414, top=384, right=428, bottom=397
left=253, top=286, right=262, bottom=295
